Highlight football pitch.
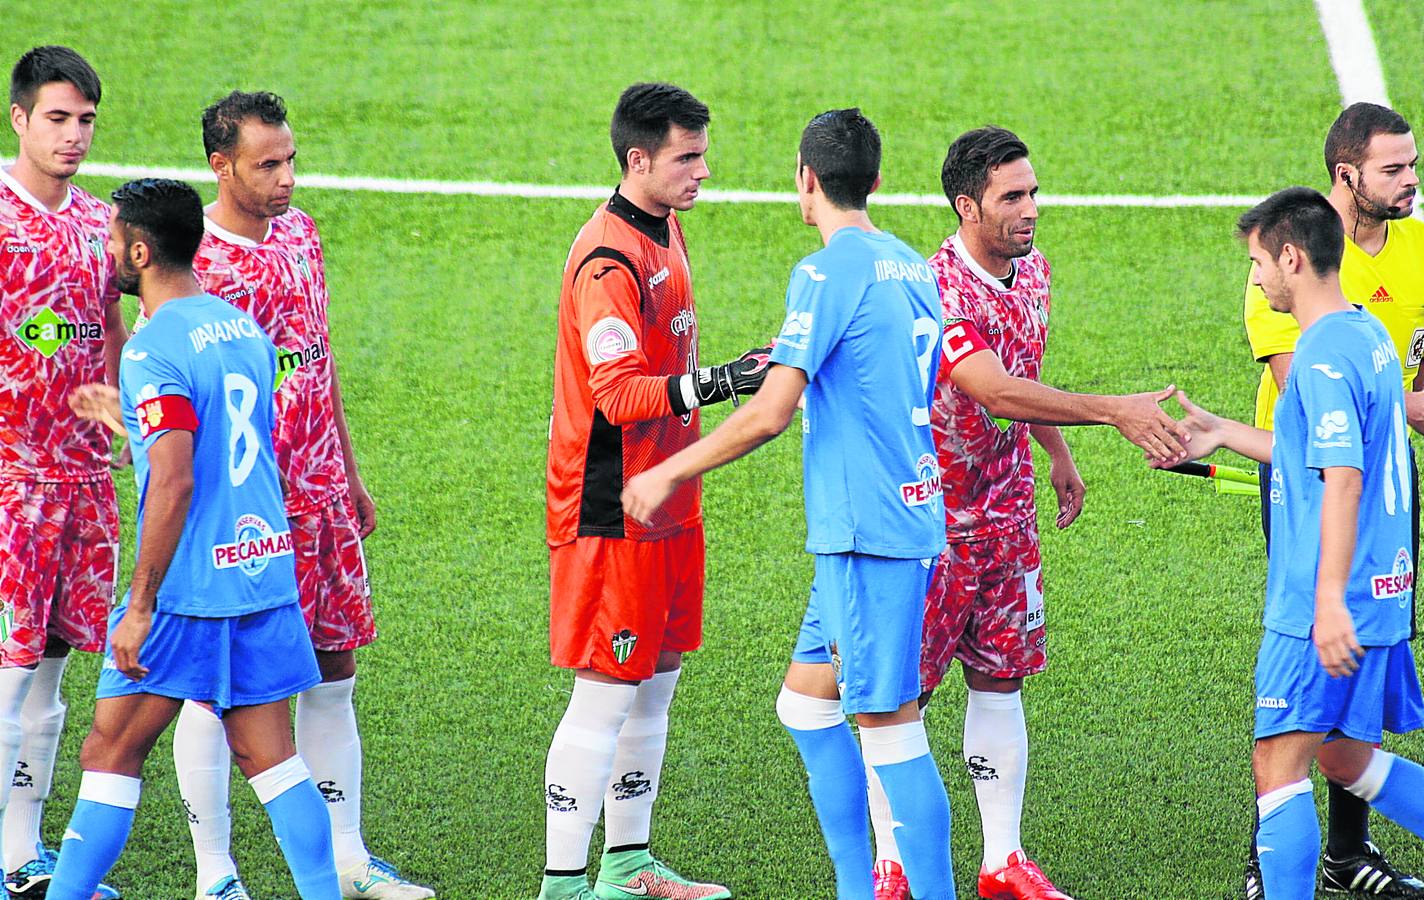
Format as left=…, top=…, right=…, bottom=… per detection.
left=10, top=1, right=1424, bottom=896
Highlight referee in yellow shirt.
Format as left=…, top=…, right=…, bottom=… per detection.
left=1244, top=102, right=1424, bottom=900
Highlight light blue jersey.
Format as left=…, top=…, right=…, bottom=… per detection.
left=119, top=293, right=296, bottom=618
left=770, top=227, right=946, bottom=559
left=1265, top=308, right=1413, bottom=645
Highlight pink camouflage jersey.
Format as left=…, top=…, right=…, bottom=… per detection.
left=930, top=232, right=1052, bottom=541
left=0, top=169, right=118, bottom=482
left=191, top=210, right=347, bottom=515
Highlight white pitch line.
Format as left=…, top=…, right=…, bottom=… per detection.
left=1314, top=0, right=1391, bottom=106
left=54, top=159, right=1260, bottom=208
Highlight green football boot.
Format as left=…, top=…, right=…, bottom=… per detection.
left=593, top=849, right=730, bottom=899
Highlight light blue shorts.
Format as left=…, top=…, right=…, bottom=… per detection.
left=97, top=598, right=320, bottom=712
left=1254, top=630, right=1424, bottom=742
left=792, top=553, right=933, bottom=715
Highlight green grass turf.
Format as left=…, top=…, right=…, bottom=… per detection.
left=5, top=0, right=1424, bottom=896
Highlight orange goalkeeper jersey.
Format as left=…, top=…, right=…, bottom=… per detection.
left=547, top=190, right=701, bottom=544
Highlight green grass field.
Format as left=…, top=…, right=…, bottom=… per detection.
left=6, top=1, right=1424, bottom=896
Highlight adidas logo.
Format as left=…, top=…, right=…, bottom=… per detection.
left=1371, top=285, right=1394, bottom=303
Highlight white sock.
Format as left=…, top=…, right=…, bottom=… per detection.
left=964, top=689, right=1028, bottom=871
left=544, top=677, right=638, bottom=872
left=2, top=655, right=66, bottom=870
left=296, top=676, right=367, bottom=871
left=0, top=666, right=36, bottom=865
left=173, top=701, right=237, bottom=892
left=866, top=764, right=902, bottom=864
left=603, top=668, right=680, bottom=850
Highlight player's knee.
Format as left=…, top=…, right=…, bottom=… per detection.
left=1317, top=743, right=1372, bottom=787
left=77, top=728, right=143, bottom=777
left=315, top=649, right=356, bottom=682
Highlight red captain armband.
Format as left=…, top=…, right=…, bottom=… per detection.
left=941, top=318, right=992, bottom=374
left=135, top=395, right=199, bottom=439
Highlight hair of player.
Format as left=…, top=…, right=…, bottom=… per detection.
left=111, top=179, right=205, bottom=269
left=1235, top=186, right=1344, bottom=277
left=9, top=46, right=101, bottom=114
left=940, top=126, right=1029, bottom=220
left=798, top=108, right=881, bottom=211
left=202, top=90, right=289, bottom=159
left=610, top=82, right=709, bottom=174
left=1324, top=102, right=1411, bottom=183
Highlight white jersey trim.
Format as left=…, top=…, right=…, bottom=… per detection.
left=203, top=214, right=272, bottom=248
left=950, top=232, right=1018, bottom=293
left=0, top=166, right=73, bottom=214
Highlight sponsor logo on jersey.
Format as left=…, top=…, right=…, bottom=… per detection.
left=122, top=348, right=148, bottom=361
left=586, top=316, right=637, bottom=365
left=295, top=254, right=312, bottom=282
left=14, top=307, right=102, bottom=358
left=779, top=310, right=813, bottom=350
left=670, top=308, right=696, bottom=337
left=1373, top=338, right=1400, bottom=375
left=87, top=236, right=104, bottom=261
left=274, top=337, right=329, bottom=391
left=1, top=242, right=39, bottom=255
left=188, top=317, right=262, bottom=354
left=797, top=264, right=826, bottom=282
left=873, top=258, right=934, bottom=284
left=648, top=265, right=671, bottom=288
left=899, top=452, right=943, bottom=507
left=1370, top=285, right=1394, bottom=303
left=221, top=286, right=257, bottom=304
left=611, top=628, right=638, bottom=664
left=1311, top=363, right=1343, bottom=380
left=211, top=514, right=294, bottom=576
left=1372, top=547, right=1415, bottom=605
left=1313, top=410, right=1350, bottom=448
left=1256, top=696, right=1289, bottom=709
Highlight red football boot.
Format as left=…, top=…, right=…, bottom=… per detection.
left=873, top=860, right=909, bottom=900
left=978, top=851, right=1074, bottom=900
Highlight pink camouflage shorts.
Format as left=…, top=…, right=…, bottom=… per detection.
left=291, top=495, right=376, bottom=652
left=0, top=480, right=119, bottom=666
left=921, top=517, right=1046, bottom=691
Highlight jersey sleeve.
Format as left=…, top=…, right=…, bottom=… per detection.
left=1244, top=280, right=1300, bottom=362
left=572, top=259, right=678, bottom=425
left=937, top=278, right=993, bottom=375
left=121, top=347, right=198, bottom=449
left=1296, top=347, right=1366, bottom=472
left=769, top=261, right=854, bottom=381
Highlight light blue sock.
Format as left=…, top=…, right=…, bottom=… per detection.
left=777, top=688, right=873, bottom=900
left=48, top=773, right=141, bottom=900
left=252, top=756, right=340, bottom=900
left=862, top=722, right=955, bottom=900
left=1256, top=780, right=1318, bottom=900
left=1353, top=750, right=1424, bottom=837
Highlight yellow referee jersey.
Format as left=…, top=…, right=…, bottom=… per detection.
left=1245, top=216, right=1424, bottom=430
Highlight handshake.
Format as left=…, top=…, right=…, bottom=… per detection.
left=677, top=343, right=776, bottom=410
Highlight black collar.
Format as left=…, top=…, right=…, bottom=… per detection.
left=608, top=188, right=670, bottom=247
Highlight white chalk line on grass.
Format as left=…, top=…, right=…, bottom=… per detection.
left=49, top=160, right=1261, bottom=208
left=1314, top=0, right=1391, bottom=107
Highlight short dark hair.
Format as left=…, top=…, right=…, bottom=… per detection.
left=610, top=83, right=709, bottom=174
left=1236, top=186, right=1344, bottom=277
left=202, top=90, right=288, bottom=159
left=798, top=108, right=881, bottom=211
left=1324, top=102, right=1411, bottom=182
left=10, top=46, right=101, bottom=113
left=111, top=179, right=205, bottom=269
left=941, top=127, right=1030, bottom=220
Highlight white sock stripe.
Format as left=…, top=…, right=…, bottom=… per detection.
left=1346, top=749, right=1396, bottom=802
left=966, top=688, right=1023, bottom=711
left=77, top=771, right=141, bottom=809
left=775, top=687, right=845, bottom=731
left=1257, top=779, right=1313, bottom=819
left=247, top=756, right=311, bottom=806
left=860, top=721, right=932, bottom=766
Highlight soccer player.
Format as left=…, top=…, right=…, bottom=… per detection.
left=51, top=177, right=339, bottom=899
left=162, top=90, right=431, bottom=900
left=865, top=126, right=1189, bottom=900
left=625, top=107, right=957, bottom=900
left=0, top=46, right=126, bottom=899
left=1242, top=102, right=1424, bottom=899
left=541, top=82, right=770, bottom=900
left=1165, top=186, right=1424, bottom=899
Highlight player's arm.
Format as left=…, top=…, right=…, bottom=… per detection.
left=1315, top=466, right=1363, bottom=676
left=329, top=359, right=375, bottom=538
left=944, top=326, right=1187, bottom=462
left=1267, top=353, right=1293, bottom=392
left=578, top=262, right=768, bottom=425
left=1029, top=425, right=1084, bottom=528
left=1407, top=369, right=1424, bottom=434
left=102, top=301, right=129, bottom=388
left=622, top=364, right=805, bottom=524
left=115, top=428, right=195, bottom=680
left=1157, top=389, right=1272, bottom=464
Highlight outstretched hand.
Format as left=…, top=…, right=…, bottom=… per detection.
left=69, top=384, right=124, bottom=435
left=1112, top=384, right=1191, bottom=464
left=1148, top=389, right=1226, bottom=467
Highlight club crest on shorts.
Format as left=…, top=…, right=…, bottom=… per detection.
left=611, top=629, right=638, bottom=664
left=0, top=602, right=13, bottom=644
left=829, top=641, right=842, bottom=680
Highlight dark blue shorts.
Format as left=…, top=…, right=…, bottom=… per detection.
left=97, top=599, right=320, bottom=712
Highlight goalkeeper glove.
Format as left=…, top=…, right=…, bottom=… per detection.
left=668, top=344, right=774, bottom=415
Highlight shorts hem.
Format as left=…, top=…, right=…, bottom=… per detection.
left=841, top=687, right=921, bottom=716
left=958, top=657, right=1047, bottom=681
left=310, top=633, right=377, bottom=653
left=550, top=656, right=656, bottom=682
